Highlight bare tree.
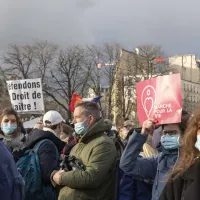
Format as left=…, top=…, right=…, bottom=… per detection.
left=3, top=44, right=36, bottom=79
left=86, top=43, right=121, bottom=119
left=44, top=45, right=91, bottom=119
left=33, top=40, right=58, bottom=83
left=0, top=67, right=11, bottom=110
left=32, top=40, right=58, bottom=111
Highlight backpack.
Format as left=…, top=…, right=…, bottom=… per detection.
left=16, top=139, right=59, bottom=200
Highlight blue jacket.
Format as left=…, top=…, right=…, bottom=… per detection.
left=0, top=141, right=24, bottom=200
left=119, top=169, right=152, bottom=200
left=120, top=131, right=178, bottom=200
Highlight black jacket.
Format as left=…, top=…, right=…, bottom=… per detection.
left=160, top=160, right=200, bottom=200
left=26, top=129, right=65, bottom=184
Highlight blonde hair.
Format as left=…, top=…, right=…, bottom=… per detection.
left=142, top=143, right=158, bottom=158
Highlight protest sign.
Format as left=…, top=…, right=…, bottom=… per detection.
left=136, top=73, right=182, bottom=125
left=6, top=78, right=44, bottom=112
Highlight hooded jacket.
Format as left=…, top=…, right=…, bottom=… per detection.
left=120, top=131, right=178, bottom=200
left=26, top=128, right=65, bottom=184
left=58, top=118, right=117, bottom=200
left=0, top=141, right=25, bottom=200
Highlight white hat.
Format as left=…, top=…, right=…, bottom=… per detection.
left=43, top=110, right=64, bottom=126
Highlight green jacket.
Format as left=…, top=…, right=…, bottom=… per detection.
left=58, top=118, right=117, bottom=200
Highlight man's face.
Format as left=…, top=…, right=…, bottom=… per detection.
left=162, top=124, right=181, bottom=136
left=119, top=122, right=132, bottom=140
left=161, top=123, right=182, bottom=148
left=73, top=106, right=96, bottom=129
left=54, top=122, right=63, bottom=138
left=122, top=121, right=133, bottom=133
left=73, top=106, right=87, bottom=123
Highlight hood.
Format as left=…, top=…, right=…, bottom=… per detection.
left=79, top=118, right=110, bottom=142
left=26, top=128, right=65, bottom=152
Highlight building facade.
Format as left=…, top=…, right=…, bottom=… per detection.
left=169, top=54, right=200, bottom=113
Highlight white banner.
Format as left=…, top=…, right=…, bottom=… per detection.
left=6, top=78, right=44, bottom=112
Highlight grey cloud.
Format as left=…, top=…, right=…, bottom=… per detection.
left=1, top=0, right=200, bottom=55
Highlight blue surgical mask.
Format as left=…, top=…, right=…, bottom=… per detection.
left=74, top=118, right=89, bottom=136
left=2, top=123, right=17, bottom=135
left=161, top=134, right=180, bottom=150
left=195, top=135, right=200, bottom=151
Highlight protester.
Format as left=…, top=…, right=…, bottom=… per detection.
left=104, top=119, right=115, bottom=137
left=0, top=140, right=25, bottom=200
left=119, top=128, right=157, bottom=200
left=60, top=123, right=78, bottom=157
left=60, top=123, right=74, bottom=141
left=120, top=111, right=190, bottom=200
left=116, top=118, right=134, bottom=146
left=0, top=108, right=26, bottom=152
left=21, top=110, right=65, bottom=199
left=104, top=118, right=124, bottom=159
left=160, top=109, right=200, bottom=200
left=26, top=110, right=65, bottom=182
left=52, top=101, right=117, bottom=200
left=33, top=116, right=43, bottom=129
left=104, top=118, right=125, bottom=200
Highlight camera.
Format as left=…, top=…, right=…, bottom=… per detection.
left=60, top=155, right=85, bottom=171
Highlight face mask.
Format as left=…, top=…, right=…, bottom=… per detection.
left=161, top=134, right=180, bottom=150
left=195, top=135, right=200, bottom=151
left=74, top=118, right=89, bottom=136
left=2, top=123, right=17, bottom=136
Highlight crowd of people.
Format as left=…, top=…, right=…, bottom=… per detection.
left=1, top=100, right=200, bottom=200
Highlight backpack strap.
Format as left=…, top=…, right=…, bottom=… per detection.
left=32, top=139, right=59, bottom=160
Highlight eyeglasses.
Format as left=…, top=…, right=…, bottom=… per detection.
left=163, top=130, right=180, bottom=136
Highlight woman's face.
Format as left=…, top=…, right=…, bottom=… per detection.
left=1, top=114, right=18, bottom=136
left=2, top=114, right=17, bottom=126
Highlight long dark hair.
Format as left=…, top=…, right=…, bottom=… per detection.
left=169, top=109, right=199, bottom=179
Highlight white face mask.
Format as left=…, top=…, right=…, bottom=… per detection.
left=195, top=135, right=200, bottom=151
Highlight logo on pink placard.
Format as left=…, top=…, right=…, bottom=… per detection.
left=141, top=85, right=156, bottom=118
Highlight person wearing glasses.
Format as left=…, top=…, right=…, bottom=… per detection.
left=119, top=110, right=190, bottom=200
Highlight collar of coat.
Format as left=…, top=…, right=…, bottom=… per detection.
left=79, top=118, right=110, bottom=143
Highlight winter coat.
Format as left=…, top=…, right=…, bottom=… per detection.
left=160, top=159, right=200, bottom=200
left=120, top=131, right=178, bottom=200
left=26, top=128, right=65, bottom=184
left=0, top=141, right=25, bottom=200
left=58, top=118, right=117, bottom=200
left=119, top=169, right=152, bottom=200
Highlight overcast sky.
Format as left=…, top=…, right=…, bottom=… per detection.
left=1, top=0, right=200, bottom=56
